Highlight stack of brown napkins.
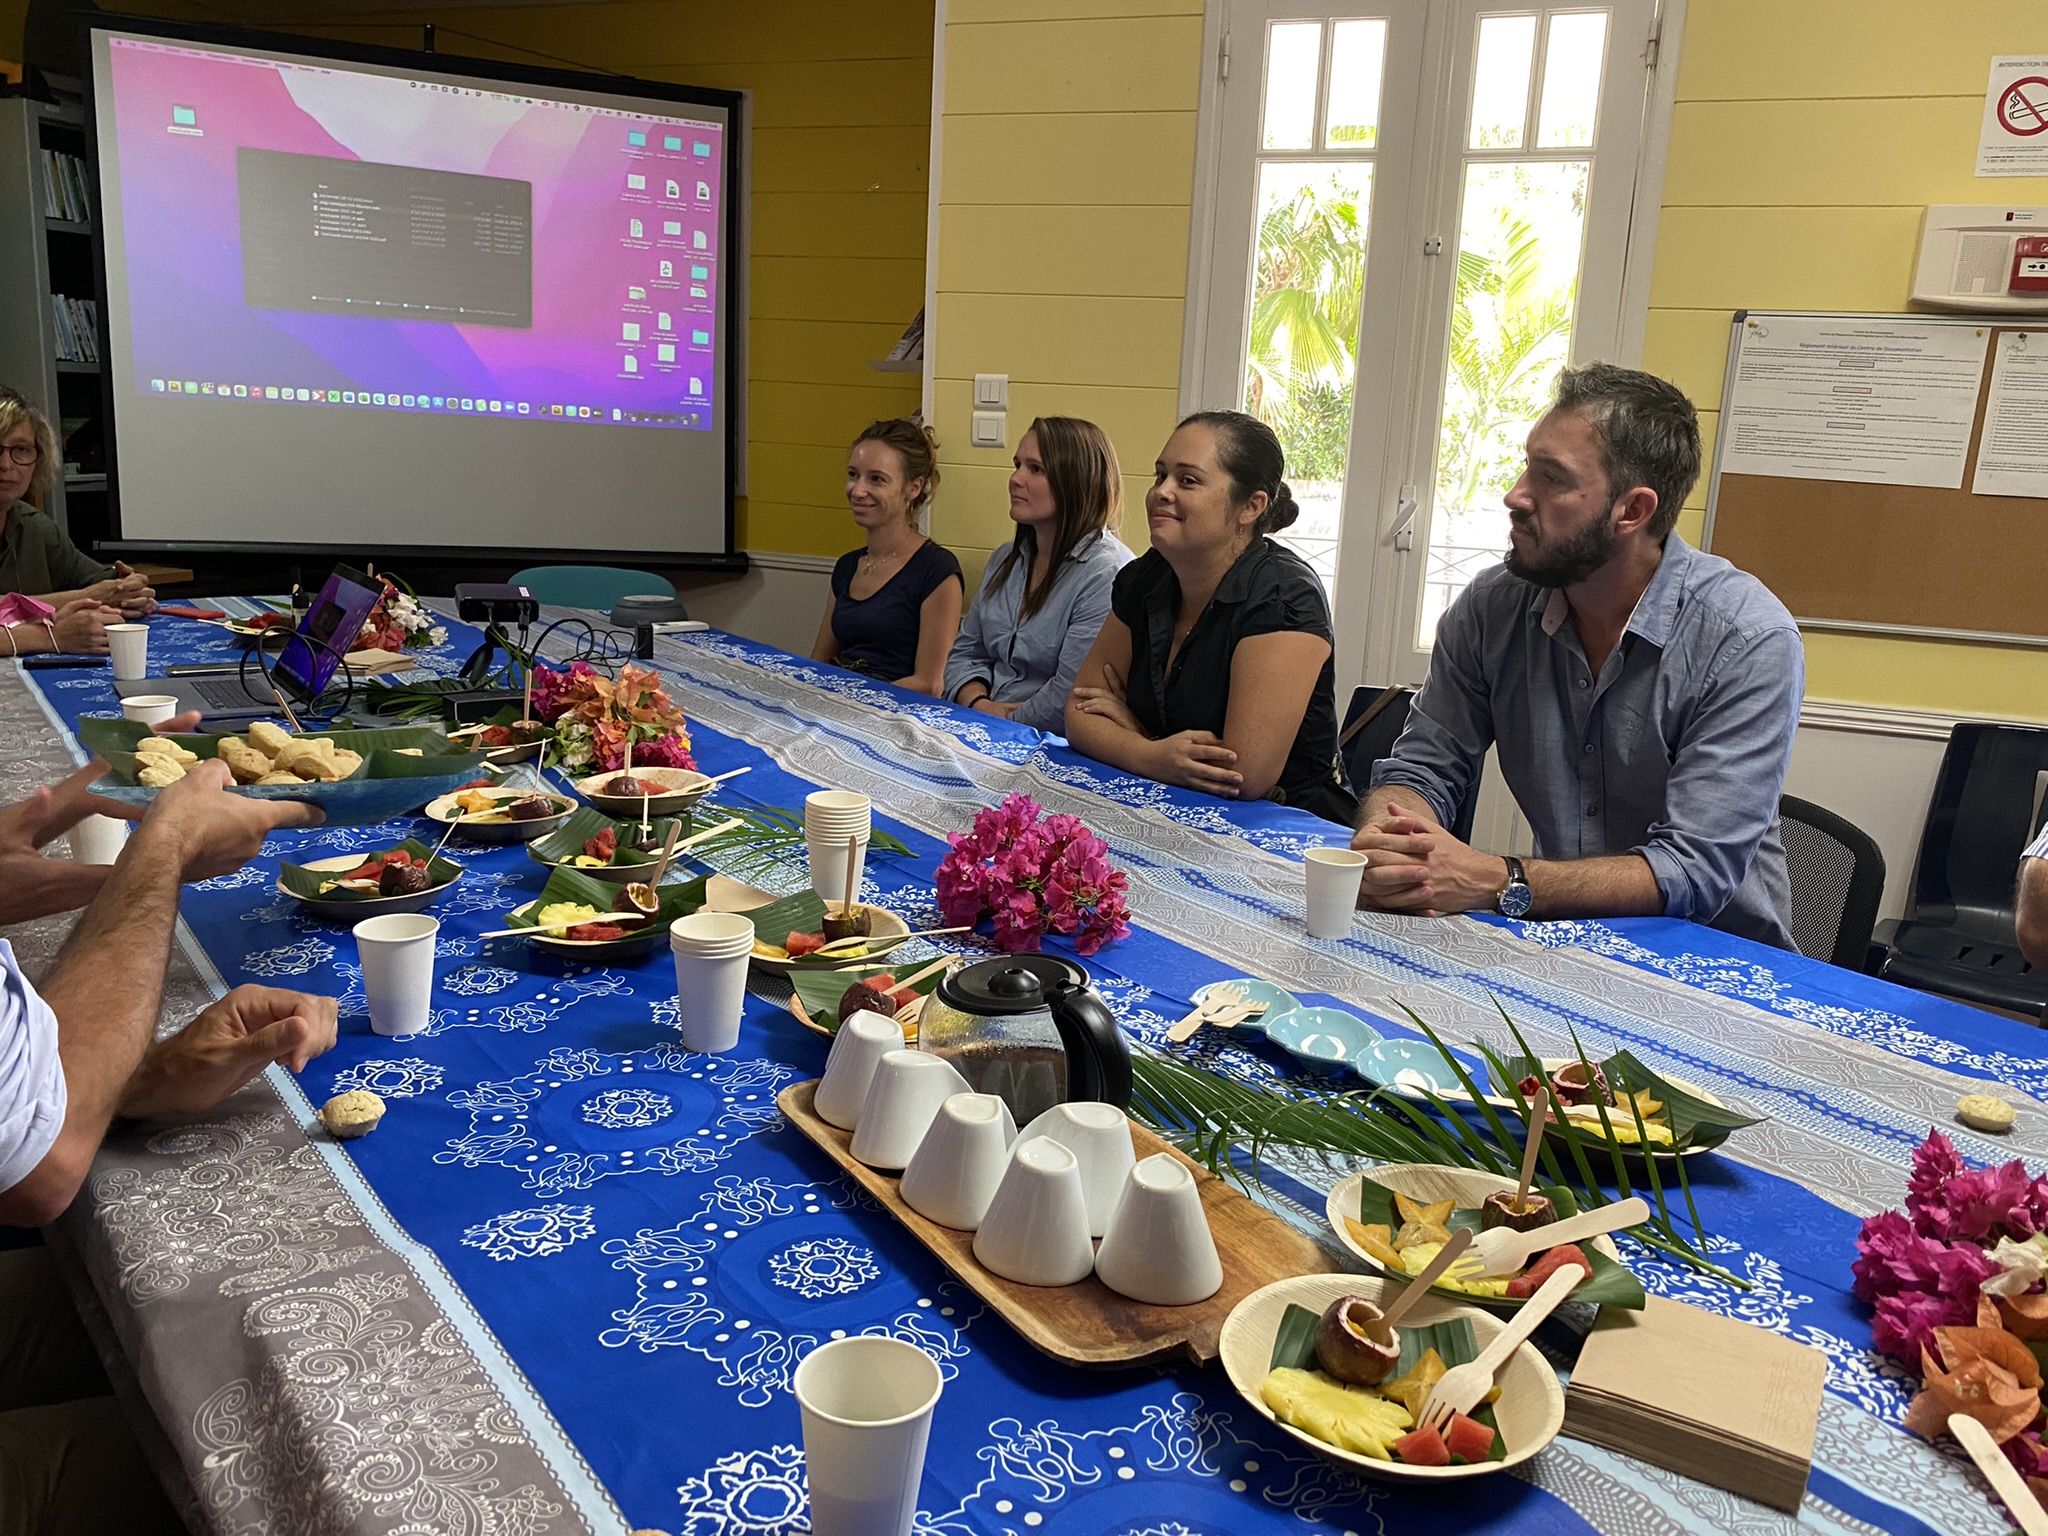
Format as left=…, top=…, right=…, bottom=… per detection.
left=1564, top=1294, right=1827, bottom=1512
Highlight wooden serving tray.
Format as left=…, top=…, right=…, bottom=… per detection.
left=778, top=1078, right=1338, bottom=1368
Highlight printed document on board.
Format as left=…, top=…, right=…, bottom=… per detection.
left=1972, top=331, right=2048, bottom=497
left=1719, top=317, right=1990, bottom=489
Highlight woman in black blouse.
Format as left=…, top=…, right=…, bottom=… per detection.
left=1065, top=411, right=1355, bottom=825
left=810, top=418, right=963, bottom=695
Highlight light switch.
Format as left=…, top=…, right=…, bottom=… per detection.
left=971, top=411, right=1007, bottom=448
left=973, top=373, right=1008, bottom=409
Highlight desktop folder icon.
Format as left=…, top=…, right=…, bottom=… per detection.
left=628, top=130, right=647, bottom=147
left=663, top=134, right=683, bottom=151
left=690, top=265, right=708, bottom=280
left=691, top=330, right=710, bottom=345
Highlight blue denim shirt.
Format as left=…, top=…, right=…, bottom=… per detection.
left=943, top=531, right=1133, bottom=733
left=1371, top=535, right=1803, bottom=949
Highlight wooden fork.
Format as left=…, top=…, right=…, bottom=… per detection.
left=1168, top=983, right=1247, bottom=1043
left=1414, top=1264, right=1582, bottom=1433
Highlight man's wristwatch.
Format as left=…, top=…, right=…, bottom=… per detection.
left=1496, top=856, right=1533, bottom=918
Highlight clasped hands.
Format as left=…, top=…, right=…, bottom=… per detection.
left=84, top=561, right=156, bottom=618
left=1350, top=807, right=1510, bottom=917
left=1069, top=662, right=1244, bottom=797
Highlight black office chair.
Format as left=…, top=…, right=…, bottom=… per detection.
left=1338, top=684, right=1478, bottom=842
left=1880, top=723, right=2048, bottom=1019
left=1778, top=795, right=1887, bottom=972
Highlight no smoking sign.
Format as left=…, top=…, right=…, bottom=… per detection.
left=1981, top=56, right=2048, bottom=174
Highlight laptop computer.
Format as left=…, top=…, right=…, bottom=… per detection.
left=116, top=564, right=386, bottom=722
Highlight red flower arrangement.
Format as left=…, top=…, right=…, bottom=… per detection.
left=934, top=793, right=1131, bottom=957
left=1855, top=1129, right=2048, bottom=1513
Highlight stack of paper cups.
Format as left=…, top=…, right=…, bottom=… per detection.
left=806, top=790, right=873, bottom=903
left=670, top=911, right=756, bottom=1053
left=105, top=623, right=149, bottom=682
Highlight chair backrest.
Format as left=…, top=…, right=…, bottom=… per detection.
left=1910, top=723, right=2048, bottom=936
left=1338, top=684, right=1477, bottom=842
left=1778, top=794, right=1887, bottom=970
left=509, top=565, right=674, bottom=611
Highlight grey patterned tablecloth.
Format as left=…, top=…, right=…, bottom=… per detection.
left=6, top=661, right=617, bottom=1536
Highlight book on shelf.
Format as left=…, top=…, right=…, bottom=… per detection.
left=883, top=308, right=925, bottom=364
left=49, top=294, right=99, bottom=364
left=38, top=148, right=91, bottom=226
left=1564, top=1294, right=1826, bottom=1514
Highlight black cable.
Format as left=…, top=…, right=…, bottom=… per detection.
left=243, top=627, right=355, bottom=724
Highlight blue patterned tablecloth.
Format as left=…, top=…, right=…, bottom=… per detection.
left=25, top=605, right=2041, bottom=1536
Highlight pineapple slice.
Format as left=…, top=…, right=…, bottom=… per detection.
left=1260, top=1369, right=1413, bottom=1459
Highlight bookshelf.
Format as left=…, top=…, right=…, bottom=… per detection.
left=0, top=92, right=108, bottom=549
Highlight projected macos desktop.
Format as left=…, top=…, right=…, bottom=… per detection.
left=103, top=36, right=725, bottom=431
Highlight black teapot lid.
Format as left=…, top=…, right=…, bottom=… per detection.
left=937, top=954, right=1086, bottom=1016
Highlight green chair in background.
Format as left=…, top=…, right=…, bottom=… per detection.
left=510, top=565, right=674, bottom=611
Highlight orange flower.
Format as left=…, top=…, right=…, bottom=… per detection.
left=1998, top=1290, right=2048, bottom=1341
left=1903, top=1314, right=2044, bottom=1444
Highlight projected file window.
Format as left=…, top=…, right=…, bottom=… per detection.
left=237, top=148, right=533, bottom=327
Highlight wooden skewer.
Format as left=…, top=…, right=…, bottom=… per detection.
left=1514, top=1104, right=1546, bottom=1211
left=702, top=765, right=751, bottom=786
left=669, top=816, right=746, bottom=854
left=1951, top=1414, right=2048, bottom=1536
left=889, top=954, right=958, bottom=991
left=1378, top=1229, right=1476, bottom=1331
left=522, top=657, right=533, bottom=726
left=650, top=819, right=684, bottom=885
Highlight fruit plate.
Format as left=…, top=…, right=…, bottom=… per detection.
left=778, top=1078, right=1338, bottom=1368
left=740, top=893, right=913, bottom=977
left=1325, top=1164, right=1643, bottom=1312
left=502, top=863, right=708, bottom=958
left=1218, top=1272, right=1564, bottom=1481
left=574, top=766, right=715, bottom=817
left=784, top=957, right=954, bottom=1044
left=77, top=718, right=489, bottom=827
left=526, top=805, right=692, bottom=885
left=422, top=785, right=576, bottom=844
left=277, top=841, right=463, bottom=920
left=1486, top=1055, right=1760, bottom=1160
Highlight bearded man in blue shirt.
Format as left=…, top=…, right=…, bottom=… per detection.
left=1355, top=362, right=1804, bottom=950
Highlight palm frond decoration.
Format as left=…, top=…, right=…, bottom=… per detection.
left=1127, top=996, right=1745, bottom=1287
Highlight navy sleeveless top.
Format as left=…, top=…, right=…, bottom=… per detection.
left=829, top=540, right=963, bottom=681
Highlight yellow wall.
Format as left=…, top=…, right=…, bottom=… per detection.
left=927, top=0, right=1206, bottom=588
left=1647, top=0, right=2048, bottom=718
left=16, top=0, right=931, bottom=558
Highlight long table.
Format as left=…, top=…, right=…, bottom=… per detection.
left=14, top=604, right=2035, bottom=1536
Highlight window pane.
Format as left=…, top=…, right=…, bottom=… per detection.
left=1243, top=162, right=1375, bottom=588
left=1536, top=12, right=1608, bottom=148
left=1263, top=23, right=1323, bottom=151
left=1325, top=20, right=1387, bottom=147
left=1419, top=159, right=1589, bottom=642
left=1468, top=14, right=1537, bottom=149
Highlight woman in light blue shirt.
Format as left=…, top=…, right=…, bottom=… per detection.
left=944, top=416, right=1133, bottom=732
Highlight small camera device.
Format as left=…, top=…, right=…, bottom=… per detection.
left=455, top=583, right=541, bottom=625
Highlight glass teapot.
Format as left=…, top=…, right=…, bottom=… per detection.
left=916, top=955, right=1130, bottom=1127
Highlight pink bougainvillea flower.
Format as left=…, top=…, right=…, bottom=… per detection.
left=1908, top=1129, right=1968, bottom=1239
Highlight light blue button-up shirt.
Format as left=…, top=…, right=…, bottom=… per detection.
left=0, top=938, right=65, bottom=1196
left=1372, top=534, right=1804, bottom=949
left=943, top=531, right=1134, bottom=733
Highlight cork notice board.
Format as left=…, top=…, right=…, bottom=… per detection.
left=1701, top=311, right=2048, bottom=645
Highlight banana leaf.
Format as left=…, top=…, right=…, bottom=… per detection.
left=525, top=805, right=690, bottom=872
left=733, top=889, right=828, bottom=947
left=504, top=862, right=707, bottom=956
left=1266, top=1306, right=1504, bottom=1461
left=78, top=717, right=487, bottom=827
left=1354, top=1177, right=1646, bottom=1310
left=787, top=959, right=950, bottom=1032
left=277, top=838, right=462, bottom=901
left=1493, top=1049, right=1763, bottom=1150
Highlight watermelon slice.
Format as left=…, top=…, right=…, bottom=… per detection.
left=1443, top=1412, right=1496, bottom=1463
left=1391, top=1424, right=1449, bottom=1466
left=864, top=973, right=896, bottom=990
left=1506, top=1242, right=1593, bottom=1300
left=889, top=987, right=918, bottom=1009
left=785, top=930, right=826, bottom=956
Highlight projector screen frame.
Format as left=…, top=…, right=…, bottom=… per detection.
left=80, top=12, right=748, bottom=571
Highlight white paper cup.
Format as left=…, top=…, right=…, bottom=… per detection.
left=806, top=789, right=873, bottom=825
left=106, top=622, right=149, bottom=681
left=848, top=1050, right=971, bottom=1170
left=794, top=1336, right=942, bottom=1536
left=670, top=911, right=755, bottom=1053
left=971, top=1135, right=1097, bottom=1287
left=1093, top=1152, right=1224, bottom=1306
left=120, top=694, right=179, bottom=727
left=1018, top=1101, right=1136, bottom=1238
left=355, top=913, right=438, bottom=1037
left=66, top=813, right=129, bottom=865
left=900, top=1092, right=1017, bottom=1231
left=809, top=832, right=871, bottom=902
left=1304, top=847, right=1368, bottom=939
left=814, top=1010, right=906, bottom=1130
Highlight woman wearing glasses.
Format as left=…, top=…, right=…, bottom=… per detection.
left=0, top=387, right=153, bottom=655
